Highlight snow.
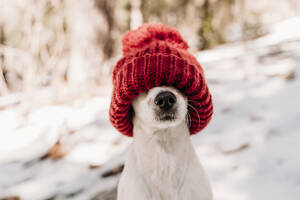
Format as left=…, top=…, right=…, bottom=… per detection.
left=0, top=97, right=129, bottom=200
left=1, top=17, right=300, bottom=200
left=194, top=17, right=300, bottom=200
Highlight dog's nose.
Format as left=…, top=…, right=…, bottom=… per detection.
left=154, top=91, right=177, bottom=111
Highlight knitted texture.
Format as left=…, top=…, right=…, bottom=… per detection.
left=109, top=24, right=213, bottom=137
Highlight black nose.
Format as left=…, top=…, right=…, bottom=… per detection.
left=154, top=91, right=177, bottom=111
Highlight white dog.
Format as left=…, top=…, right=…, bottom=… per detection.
left=117, top=86, right=212, bottom=200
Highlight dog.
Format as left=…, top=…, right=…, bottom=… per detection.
left=117, top=86, right=213, bottom=200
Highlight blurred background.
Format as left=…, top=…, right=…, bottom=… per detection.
left=0, top=0, right=300, bottom=199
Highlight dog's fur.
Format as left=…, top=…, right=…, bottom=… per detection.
left=117, top=86, right=212, bottom=200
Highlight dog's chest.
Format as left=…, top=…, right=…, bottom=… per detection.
left=147, top=150, right=186, bottom=186
left=137, top=146, right=195, bottom=199
left=139, top=157, right=208, bottom=200
left=118, top=133, right=212, bottom=200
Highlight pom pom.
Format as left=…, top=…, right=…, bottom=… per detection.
left=122, top=23, right=189, bottom=55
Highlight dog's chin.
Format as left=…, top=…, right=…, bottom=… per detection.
left=160, top=115, right=176, bottom=121
left=152, top=113, right=182, bottom=128
left=157, top=111, right=176, bottom=121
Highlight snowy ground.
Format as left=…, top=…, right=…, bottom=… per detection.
left=1, top=17, right=300, bottom=200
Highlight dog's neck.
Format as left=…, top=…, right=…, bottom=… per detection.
left=132, top=118, right=192, bottom=157
left=131, top=118, right=197, bottom=192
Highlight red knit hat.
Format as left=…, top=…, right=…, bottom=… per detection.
left=109, top=24, right=213, bottom=137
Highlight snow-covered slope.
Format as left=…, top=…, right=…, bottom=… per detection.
left=194, top=17, right=300, bottom=200
left=0, top=17, right=300, bottom=200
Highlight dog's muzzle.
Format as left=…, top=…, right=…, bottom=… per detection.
left=154, top=91, right=177, bottom=121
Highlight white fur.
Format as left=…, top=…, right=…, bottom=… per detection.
left=117, top=86, right=213, bottom=200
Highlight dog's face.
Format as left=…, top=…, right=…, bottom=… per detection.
left=132, top=86, right=188, bottom=130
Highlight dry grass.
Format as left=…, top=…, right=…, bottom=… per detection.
left=0, top=0, right=111, bottom=97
